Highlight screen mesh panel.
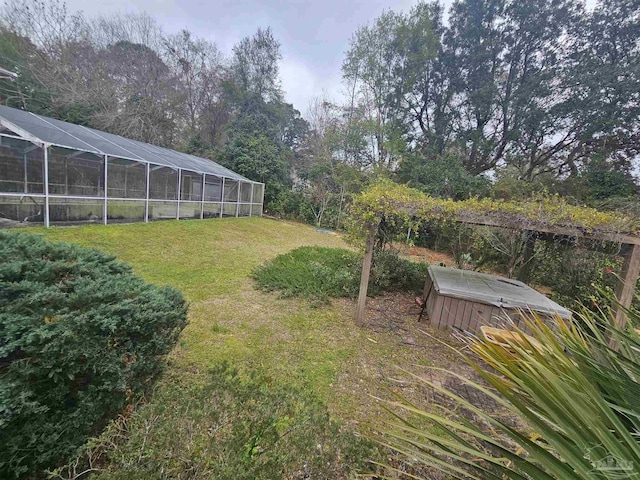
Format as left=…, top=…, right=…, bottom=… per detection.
left=0, top=195, right=44, bottom=225
left=149, top=166, right=178, bottom=200
left=0, top=137, right=44, bottom=193
left=204, top=175, right=222, bottom=201
left=0, top=105, right=251, bottom=181
left=48, top=146, right=104, bottom=196
left=107, top=157, right=146, bottom=199
left=180, top=170, right=203, bottom=201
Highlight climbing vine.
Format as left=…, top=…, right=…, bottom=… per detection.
left=347, top=180, right=640, bottom=245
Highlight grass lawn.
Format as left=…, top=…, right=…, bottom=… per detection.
left=22, top=217, right=470, bottom=476
left=26, top=218, right=413, bottom=418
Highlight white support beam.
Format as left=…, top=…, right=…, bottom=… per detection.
left=43, top=145, right=50, bottom=227
left=23, top=152, right=27, bottom=192
left=200, top=174, right=206, bottom=220
left=249, top=182, right=254, bottom=217
left=220, top=177, right=225, bottom=218
left=103, top=155, right=108, bottom=225
left=0, top=118, right=45, bottom=147
left=176, top=169, right=181, bottom=220
left=144, top=162, right=150, bottom=223
left=235, top=182, right=240, bottom=218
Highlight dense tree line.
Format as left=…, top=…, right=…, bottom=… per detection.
left=0, top=0, right=637, bottom=222
left=0, top=0, right=303, bottom=205
left=343, top=0, right=640, bottom=186
left=283, top=0, right=640, bottom=227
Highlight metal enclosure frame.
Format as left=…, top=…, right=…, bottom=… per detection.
left=0, top=107, right=265, bottom=227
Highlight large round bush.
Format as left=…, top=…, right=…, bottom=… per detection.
left=0, top=232, right=188, bottom=478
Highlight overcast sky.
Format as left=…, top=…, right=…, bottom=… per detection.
left=63, top=0, right=599, bottom=119
left=63, top=0, right=446, bottom=117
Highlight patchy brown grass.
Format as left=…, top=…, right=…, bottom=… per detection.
left=26, top=218, right=508, bottom=472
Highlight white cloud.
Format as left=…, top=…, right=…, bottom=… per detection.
left=279, top=57, right=343, bottom=117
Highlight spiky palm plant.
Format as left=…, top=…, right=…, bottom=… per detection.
left=377, top=305, right=640, bottom=479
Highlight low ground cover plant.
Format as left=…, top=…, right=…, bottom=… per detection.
left=66, top=362, right=377, bottom=480
left=0, top=232, right=188, bottom=478
left=252, top=246, right=427, bottom=302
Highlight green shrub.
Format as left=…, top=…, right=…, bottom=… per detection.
left=0, top=232, right=188, bottom=478
left=76, top=362, right=377, bottom=480
left=529, top=242, right=637, bottom=312
left=369, top=250, right=428, bottom=295
left=378, top=306, right=640, bottom=479
left=252, top=246, right=427, bottom=302
left=253, top=247, right=361, bottom=301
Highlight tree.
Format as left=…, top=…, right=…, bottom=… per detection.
left=391, top=2, right=449, bottom=155
left=163, top=29, right=225, bottom=139
left=342, top=9, right=409, bottom=169
left=398, top=151, right=490, bottom=200
left=446, top=0, right=580, bottom=176
left=340, top=0, right=639, bottom=191
left=0, top=28, right=52, bottom=113
left=93, top=40, right=180, bottom=145
left=231, top=27, right=282, bottom=103
left=218, top=95, right=292, bottom=205
left=559, top=0, right=640, bottom=178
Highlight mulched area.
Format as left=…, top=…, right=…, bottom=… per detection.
left=358, top=291, right=520, bottom=426
left=333, top=291, right=525, bottom=478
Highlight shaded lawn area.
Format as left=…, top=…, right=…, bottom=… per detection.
left=25, top=218, right=473, bottom=451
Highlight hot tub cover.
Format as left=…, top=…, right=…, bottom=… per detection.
left=428, top=265, right=572, bottom=319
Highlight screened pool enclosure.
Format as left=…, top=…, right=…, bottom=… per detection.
left=0, top=105, right=264, bottom=227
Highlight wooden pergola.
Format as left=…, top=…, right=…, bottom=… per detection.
left=354, top=198, right=640, bottom=331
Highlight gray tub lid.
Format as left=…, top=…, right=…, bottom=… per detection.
left=428, top=265, right=572, bottom=319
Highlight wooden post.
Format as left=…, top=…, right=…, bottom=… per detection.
left=355, top=223, right=378, bottom=326
left=613, top=243, right=640, bottom=330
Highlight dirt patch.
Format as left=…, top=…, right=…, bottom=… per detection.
left=392, top=243, right=457, bottom=266
left=332, top=291, right=520, bottom=433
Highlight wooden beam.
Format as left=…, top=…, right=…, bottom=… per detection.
left=612, top=244, right=640, bottom=330
left=457, top=215, right=640, bottom=246
left=355, top=223, right=378, bottom=326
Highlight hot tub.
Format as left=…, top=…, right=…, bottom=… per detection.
left=422, top=266, right=572, bottom=333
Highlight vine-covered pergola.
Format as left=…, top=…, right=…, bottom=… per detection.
left=350, top=182, right=640, bottom=330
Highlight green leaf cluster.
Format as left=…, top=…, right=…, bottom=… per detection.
left=0, top=232, right=188, bottom=478
left=347, top=180, right=640, bottom=244
left=378, top=305, right=640, bottom=479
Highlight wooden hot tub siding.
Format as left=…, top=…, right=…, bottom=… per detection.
left=422, top=274, right=554, bottom=333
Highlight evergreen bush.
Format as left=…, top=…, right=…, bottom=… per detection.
left=0, top=232, right=188, bottom=478
left=253, top=246, right=426, bottom=303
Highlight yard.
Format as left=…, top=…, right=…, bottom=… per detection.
left=25, top=217, right=487, bottom=476
left=30, top=218, right=464, bottom=423
left=12, top=210, right=640, bottom=480
left=16, top=218, right=476, bottom=476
